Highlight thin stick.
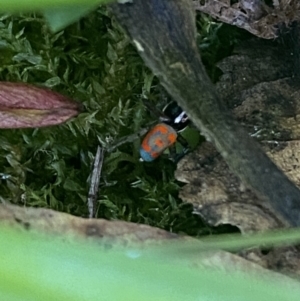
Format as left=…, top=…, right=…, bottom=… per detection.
left=87, top=146, right=104, bottom=218
left=106, top=127, right=150, bottom=153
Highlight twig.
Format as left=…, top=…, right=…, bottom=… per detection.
left=106, top=127, right=150, bottom=153
left=87, top=146, right=104, bottom=218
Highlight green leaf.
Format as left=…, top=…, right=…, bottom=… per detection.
left=0, top=0, right=113, bottom=12
left=12, top=53, right=42, bottom=64
left=63, top=178, right=83, bottom=192
left=43, top=4, right=99, bottom=33
left=1, top=226, right=300, bottom=301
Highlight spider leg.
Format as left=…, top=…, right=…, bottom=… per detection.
left=177, top=133, right=189, bottom=150
left=170, top=133, right=190, bottom=163
left=168, top=144, right=177, bottom=161
left=142, top=99, right=172, bottom=123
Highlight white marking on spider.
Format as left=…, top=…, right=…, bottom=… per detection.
left=133, top=40, right=144, bottom=52
left=117, top=0, right=133, bottom=4
left=174, top=111, right=187, bottom=124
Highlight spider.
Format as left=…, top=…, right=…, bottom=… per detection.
left=140, top=100, right=190, bottom=163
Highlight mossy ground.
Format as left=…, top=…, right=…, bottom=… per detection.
left=0, top=8, right=246, bottom=236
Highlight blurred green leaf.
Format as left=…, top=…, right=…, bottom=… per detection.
left=43, top=4, right=99, bottom=32
left=0, top=0, right=112, bottom=12
left=1, top=226, right=300, bottom=301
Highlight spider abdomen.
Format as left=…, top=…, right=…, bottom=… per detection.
left=140, top=123, right=177, bottom=162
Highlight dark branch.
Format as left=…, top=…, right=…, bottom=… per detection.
left=110, top=0, right=300, bottom=226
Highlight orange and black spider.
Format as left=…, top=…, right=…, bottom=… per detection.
left=140, top=101, right=190, bottom=162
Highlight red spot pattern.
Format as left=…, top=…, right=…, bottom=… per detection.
left=141, top=123, right=177, bottom=159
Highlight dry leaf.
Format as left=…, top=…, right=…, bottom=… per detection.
left=175, top=38, right=300, bottom=276
left=0, top=82, right=81, bottom=128
left=193, top=0, right=300, bottom=39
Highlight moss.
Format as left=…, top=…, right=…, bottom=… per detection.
left=0, top=9, right=243, bottom=236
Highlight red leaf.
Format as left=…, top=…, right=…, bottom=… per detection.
left=0, top=82, right=82, bottom=128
